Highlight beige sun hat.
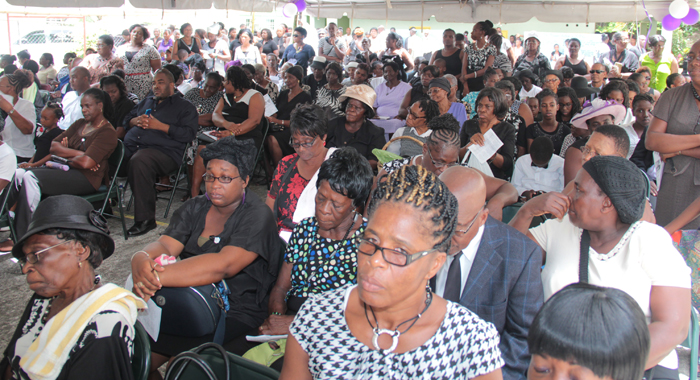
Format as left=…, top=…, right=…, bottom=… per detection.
left=338, top=84, right=377, bottom=109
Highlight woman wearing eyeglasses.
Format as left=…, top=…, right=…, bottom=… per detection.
left=281, top=164, right=504, bottom=379
left=267, top=104, right=333, bottom=242
left=381, top=113, right=518, bottom=221
left=460, top=87, right=516, bottom=180
left=130, top=137, right=280, bottom=378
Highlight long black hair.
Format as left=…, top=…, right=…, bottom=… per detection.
left=83, top=88, right=114, bottom=123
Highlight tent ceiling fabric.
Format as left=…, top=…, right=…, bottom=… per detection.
left=304, top=0, right=688, bottom=23
left=6, top=0, right=123, bottom=7
left=128, top=0, right=274, bottom=10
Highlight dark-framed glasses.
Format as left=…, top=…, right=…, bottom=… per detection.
left=426, top=147, right=459, bottom=169
left=19, top=240, right=71, bottom=266
left=454, top=206, right=485, bottom=236
left=355, top=236, right=435, bottom=266
left=289, top=136, right=317, bottom=149
left=202, top=174, right=240, bottom=183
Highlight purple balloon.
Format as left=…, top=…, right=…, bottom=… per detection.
left=662, top=14, right=682, bottom=30
left=294, top=0, right=307, bottom=12
left=683, top=8, right=700, bottom=24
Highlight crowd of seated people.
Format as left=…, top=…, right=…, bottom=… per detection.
left=0, top=20, right=698, bottom=380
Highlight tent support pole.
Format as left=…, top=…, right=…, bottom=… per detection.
left=351, top=3, right=355, bottom=29
left=83, top=16, right=86, bottom=54
left=7, top=13, right=11, bottom=55
left=420, top=1, right=424, bottom=32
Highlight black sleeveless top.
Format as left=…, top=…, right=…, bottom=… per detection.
left=564, top=56, right=587, bottom=76
left=177, top=38, right=201, bottom=55
left=436, top=49, right=462, bottom=76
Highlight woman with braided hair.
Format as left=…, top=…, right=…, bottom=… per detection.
left=380, top=113, right=518, bottom=221
left=281, top=164, right=504, bottom=379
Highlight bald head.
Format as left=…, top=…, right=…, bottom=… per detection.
left=440, top=166, right=487, bottom=211
left=70, top=66, right=91, bottom=93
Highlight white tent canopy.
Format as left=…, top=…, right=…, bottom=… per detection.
left=302, top=0, right=691, bottom=23
left=3, top=0, right=273, bottom=11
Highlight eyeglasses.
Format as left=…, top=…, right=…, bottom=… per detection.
left=543, top=78, right=560, bottom=84
left=687, top=54, right=700, bottom=63
left=426, top=147, right=459, bottom=169
left=504, top=93, right=512, bottom=99
left=356, top=236, right=436, bottom=266
left=455, top=206, right=484, bottom=236
left=589, top=70, right=605, bottom=74
left=202, top=174, right=240, bottom=184
left=289, top=136, right=317, bottom=149
left=408, top=112, right=426, bottom=119
left=19, top=240, right=71, bottom=266
left=293, top=34, right=301, bottom=38
left=581, top=146, right=601, bottom=158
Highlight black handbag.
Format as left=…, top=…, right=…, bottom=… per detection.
left=153, top=283, right=227, bottom=344
left=164, top=343, right=280, bottom=380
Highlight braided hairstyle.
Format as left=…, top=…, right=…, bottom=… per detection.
left=425, top=113, right=461, bottom=150
left=3, top=70, right=32, bottom=97
left=368, top=164, right=458, bottom=253
left=43, top=101, right=64, bottom=121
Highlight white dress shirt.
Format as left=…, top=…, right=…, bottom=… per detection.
left=518, top=85, right=542, bottom=100
left=510, top=154, right=565, bottom=195
left=58, top=91, right=83, bottom=130
left=435, top=225, right=484, bottom=299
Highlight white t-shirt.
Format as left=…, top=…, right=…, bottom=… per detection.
left=510, top=154, right=565, bottom=195
left=1, top=94, right=36, bottom=158
left=519, top=85, right=542, bottom=100
left=531, top=215, right=690, bottom=369
left=58, top=91, right=83, bottom=130
left=234, top=46, right=262, bottom=65
left=202, top=39, right=230, bottom=75
left=0, top=143, right=17, bottom=181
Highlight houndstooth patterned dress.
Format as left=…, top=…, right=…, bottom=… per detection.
left=289, top=285, right=504, bottom=379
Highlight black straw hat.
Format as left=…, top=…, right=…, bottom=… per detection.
left=12, top=195, right=114, bottom=260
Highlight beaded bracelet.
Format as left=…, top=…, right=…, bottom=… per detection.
left=131, top=250, right=149, bottom=261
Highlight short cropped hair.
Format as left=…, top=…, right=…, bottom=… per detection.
left=290, top=104, right=328, bottom=139
left=530, top=136, right=554, bottom=163
left=476, top=87, right=509, bottom=119
left=593, top=124, right=631, bottom=158
left=317, top=147, right=374, bottom=208
left=632, top=93, right=654, bottom=109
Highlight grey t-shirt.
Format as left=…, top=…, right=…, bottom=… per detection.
left=318, top=37, right=346, bottom=60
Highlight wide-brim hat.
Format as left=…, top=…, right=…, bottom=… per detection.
left=338, top=84, right=377, bottom=110
left=12, top=195, right=114, bottom=261
left=544, top=70, right=563, bottom=82
left=310, top=56, right=327, bottom=70
left=570, top=98, right=627, bottom=130
left=517, top=69, right=538, bottom=84
left=571, top=76, right=599, bottom=98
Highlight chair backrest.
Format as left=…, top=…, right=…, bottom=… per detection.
left=0, top=173, right=16, bottom=217
left=132, top=321, right=152, bottom=380
left=109, top=140, right=126, bottom=175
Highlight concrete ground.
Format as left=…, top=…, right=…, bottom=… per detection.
left=0, top=183, right=696, bottom=378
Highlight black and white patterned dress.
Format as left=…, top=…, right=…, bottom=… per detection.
left=289, top=285, right=504, bottom=379
left=464, top=43, right=497, bottom=73
left=314, top=85, right=347, bottom=119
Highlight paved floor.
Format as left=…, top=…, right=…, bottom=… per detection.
left=0, top=184, right=695, bottom=377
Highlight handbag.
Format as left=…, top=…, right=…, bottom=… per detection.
left=164, top=342, right=280, bottom=380
left=153, top=282, right=228, bottom=344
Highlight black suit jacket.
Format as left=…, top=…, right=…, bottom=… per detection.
left=456, top=216, right=544, bottom=380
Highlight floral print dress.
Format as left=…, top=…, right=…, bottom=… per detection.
left=116, top=44, right=160, bottom=101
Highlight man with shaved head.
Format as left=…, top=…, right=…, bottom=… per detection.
left=58, top=66, right=91, bottom=129
left=122, top=69, right=198, bottom=236
left=437, top=165, right=544, bottom=380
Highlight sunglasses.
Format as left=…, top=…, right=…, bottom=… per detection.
left=590, top=70, right=605, bottom=74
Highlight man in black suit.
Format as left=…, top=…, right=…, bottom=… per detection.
left=437, top=166, right=544, bottom=380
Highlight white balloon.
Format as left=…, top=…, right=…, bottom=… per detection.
left=283, top=2, right=298, bottom=17
left=669, top=0, right=690, bottom=19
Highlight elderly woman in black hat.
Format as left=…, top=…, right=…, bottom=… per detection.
left=325, top=85, right=385, bottom=169
left=266, top=65, right=313, bottom=168
left=510, top=156, right=690, bottom=380
left=542, top=70, right=562, bottom=92
left=513, top=33, right=551, bottom=84
left=517, top=69, right=542, bottom=99
left=131, top=137, right=280, bottom=376
left=1, top=195, right=145, bottom=380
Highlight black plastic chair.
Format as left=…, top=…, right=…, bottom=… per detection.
left=127, top=148, right=189, bottom=219
left=132, top=321, right=152, bottom=380
left=0, top=174, right=17, bottom=243
left=79, top=140, right=128, bottom=239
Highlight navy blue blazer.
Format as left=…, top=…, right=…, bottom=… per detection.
left=457, top=216, right=544, bottom=380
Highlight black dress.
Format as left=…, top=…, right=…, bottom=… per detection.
left=261, top=40, right=278, bottom=55
left=269, top=89, right=313, bottom=157
left=525, top=122, right=572, bottom=155
left=154, top=192, right=280, bottom=355
left=221, top=90, right=264, bottom=150
left=177, top=38, right=201, bottom=55
left=109, top=97, right=136, bottom=133
left=460, top=119, right=516, bottom=180
left=33, top=126, right=63, bottom=162
left=325, top=117, right=386, bottom=162
left=408, top=83, right=429, bottom=107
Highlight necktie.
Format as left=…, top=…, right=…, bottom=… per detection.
left=443, top=252, right=463, bottom=302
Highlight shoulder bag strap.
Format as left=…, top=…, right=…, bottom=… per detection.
left=273, top=155, right=302, bottom=228
left=579, top=229, right=591, bottom=283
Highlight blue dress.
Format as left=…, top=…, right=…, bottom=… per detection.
left=282, top=44, right=315, bottom=71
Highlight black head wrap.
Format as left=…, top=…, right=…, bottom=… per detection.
left=582, top=155, right=646, bottom=224
left=200, top=137, right=257, bottom=180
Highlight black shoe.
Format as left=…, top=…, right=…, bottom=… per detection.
left=127, top=219, right=157, bottom=236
